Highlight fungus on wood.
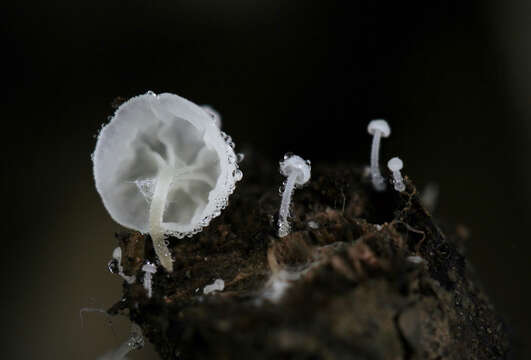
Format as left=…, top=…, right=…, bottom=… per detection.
left=107, top=160, right=510, bottom=360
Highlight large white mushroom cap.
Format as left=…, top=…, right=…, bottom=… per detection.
left=93, top=92, right=242, bottom=239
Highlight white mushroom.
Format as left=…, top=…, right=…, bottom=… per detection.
left=93, top=92, right=242, bottom=272
left=141, top=262, right=157, bottom=298
left=110, top=247, right=136, bottom=284
left=278, top=154, right=311, bottom=237
left=367, top=119, right=391, bottom=191
left=203, top=278, right=225, bottom=295
left=387, top=156, right=405, bottom=192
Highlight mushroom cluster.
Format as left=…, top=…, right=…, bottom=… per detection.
left=94, top=91, right=408, bottom=278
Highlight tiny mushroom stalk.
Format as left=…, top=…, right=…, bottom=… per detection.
left=387, top=156, right=405, bottom=192
left=278, top=154, right=311, bottom=238
left=367, top=119, right=391, bottom=191
left=148, top=166, right=175, bottom=272
left=142, top=262, right=157, bottom=299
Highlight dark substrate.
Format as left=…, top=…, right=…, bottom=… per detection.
left=108, top=159, right=510, bottom=360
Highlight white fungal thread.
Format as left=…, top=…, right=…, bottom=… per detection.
left=387, top=157, right=405, bottom=192
left=367, top=119, right=391, bottom=191
left=110, top=247, right=136, bottom=284
left=278, top=154, right=311, bottom=238
left=96, top=322, right=144, bottom=360
left=261, top=270, right=301, bottom=303
left=142, top=262, right=157, bottom=298
left=203, top=279, right=225, bottom=295
left=79, top=307, right=112, bottom=329
left=93, top=92, right=243, bottom=273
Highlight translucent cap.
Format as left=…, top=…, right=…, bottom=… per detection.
left=387, top=157, right=403, bottom=171
left=367, top=119, right=391, bottom=137
left=93, top=91, right=242, bottom=238
left=201, top=105, right=221, bottom=128
left=142, top=263, right=157, bottom=273
left=280, top=155, right=311, bottom=185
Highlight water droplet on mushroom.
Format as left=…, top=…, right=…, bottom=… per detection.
left=283, top=152, right=294, bottom=160
left=233, top=169, right=243, bottom=181
left=108, top=259, right=118, bottom=274
left=236, top=153, right=245, bottom=162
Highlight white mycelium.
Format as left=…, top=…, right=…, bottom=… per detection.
left=97, top=323, right=144, bottom=360
left=93, top=92, right=242, bottom=272
left=367, top=119, right=391, bottom=191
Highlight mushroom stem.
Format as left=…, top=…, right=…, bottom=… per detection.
left=278, top=173, right=297, bottom=237
left=149, top=166, right=174, bottom=272
left=370, top=132, right=385, bottom=191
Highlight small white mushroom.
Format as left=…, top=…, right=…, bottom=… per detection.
left=203, top=278, right=225, bottom=295
left=110, top=247, right=136, bottom=284
left=278, top=154, right=311, bottom=237
left=93, top=92, right=243, bottom=272
left=387, top=156, right=405, bottom=192
left=141, top=262, right=157, bottom=298
left=367, top=119, right=391, bottom=191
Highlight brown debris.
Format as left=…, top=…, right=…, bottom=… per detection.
left=109, top=163, right=510, bottom=360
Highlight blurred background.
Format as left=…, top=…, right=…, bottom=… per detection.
left=2, top=0, right=530, bottom=359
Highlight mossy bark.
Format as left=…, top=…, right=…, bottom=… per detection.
left=109, top=160, right=510, bottom=360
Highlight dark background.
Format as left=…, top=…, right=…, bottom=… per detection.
left=3, top=1, right=530, bottom=359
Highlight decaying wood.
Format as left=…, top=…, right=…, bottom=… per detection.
left=109, top=162, right=510, bottom=360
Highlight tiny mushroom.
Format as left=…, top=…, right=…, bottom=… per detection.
left=278, top=154, right=311, bottom=237
left=142, top=262, right=157, bottom=298
left=367, top=119, right=391, bottom=191
left=387, top=156, right=405, bottom=192
left=203, top=278, right=225, bottom=295
left=93, top=92, right=242, bottom=272
left=110, top=247, right=136, bottom=284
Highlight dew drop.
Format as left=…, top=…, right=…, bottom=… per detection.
left=236, top=153, right=245, bottom=162
left=283, top=152, right=294, bottom=160
left=227, top=152, right=236, bottom=164
left=107, top=259, right=118, bottom=274
left=233, top=169, right=243, bottom=181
